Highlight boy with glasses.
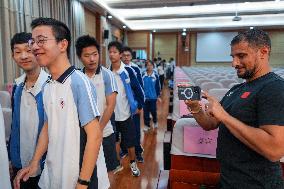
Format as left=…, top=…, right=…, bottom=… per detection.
left=108, top=41, right=144, bottom=177
left=121, top=46, right=145, bottom=162
left=14, top=18, right=102, bottom=189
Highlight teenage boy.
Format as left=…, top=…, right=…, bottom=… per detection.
left=9, top=32, right=49, bottom=189
left=108, top=41, right=144, bottom=176
left=76, top=35, right=122, bottom=181
left=14, top=18, right=102, bottom=189
left=121, top=46, right=144, bottom=162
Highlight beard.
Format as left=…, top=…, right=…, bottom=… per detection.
left=237, top=65, right=256, bottom=80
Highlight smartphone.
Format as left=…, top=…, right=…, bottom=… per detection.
left=178, top=86, right=201, bottom=100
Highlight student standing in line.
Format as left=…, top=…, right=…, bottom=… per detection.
left=76, top=35, right=122, bottom=184
left=9, top=32, right=49, bottom=189
left=0, top=104, right=12, bottom=189
left=14, top=17, right=102, bottom=189
left=157, top=59, right=165, bottom=89
left=142, top=60, right=161, bottom=132
left=108, top=41, right=144, bottom=177
left=121, top=46, right=145, bottom=162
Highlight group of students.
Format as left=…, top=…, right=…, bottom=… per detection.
left=0, top=17, right=162, bottom=189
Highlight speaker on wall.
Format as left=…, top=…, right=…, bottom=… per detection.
left=103, top=30, right=109, bottom=39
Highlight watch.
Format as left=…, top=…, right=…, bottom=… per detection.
left=77, top=177, right=90, bottom=186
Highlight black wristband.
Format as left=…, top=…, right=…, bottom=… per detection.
left=77, top=178, right=90, bottom=186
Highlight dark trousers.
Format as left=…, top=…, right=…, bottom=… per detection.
left=144, top=99, right=157, bottom=127
left=159, top=74, right=165, bottom=89
left=12, top=167, right=40, bottom=189
left=121, top=114, right=143, bottom=155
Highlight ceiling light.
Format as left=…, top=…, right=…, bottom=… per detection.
left=232, top=11, right=242, bottom=21
left=123, top=25, right=127, bottom=28
left=107, top=15, right=113, bottom=19
left=182, top=32, right=186, bottom=36
left=183, top=28, right=186, bottom=31
left=153, top=30, right=156, bottom=32
left=232, top=16, right=242, bottom=21
left=250, top=26, right=254, bottom=29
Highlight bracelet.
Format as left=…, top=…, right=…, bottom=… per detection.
left=77, top=177, right=90, bottom=186
left=188, top=106, right=202, bottom=114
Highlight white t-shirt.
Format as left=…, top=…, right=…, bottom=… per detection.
left=39, top=67, right=101, bottom=189
left=0, top=104, right=11, bottom=189
left=157, top=65, right=165, bottom=75
left=112, top=63, right=131, bottom=121
left=86, top=66, right=118, bottom=137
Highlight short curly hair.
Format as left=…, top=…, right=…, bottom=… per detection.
left=231, top=29, right=271, bottom=54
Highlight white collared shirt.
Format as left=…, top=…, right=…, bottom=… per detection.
left=39, top=68, right=100, bottom=189
left=18, top=69, right=49, bottom=176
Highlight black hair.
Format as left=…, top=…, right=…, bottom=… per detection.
left=231, top=29, right=271, bottom=54
left=122, top=46, right=133, bottom=55
left=108, top=41, right=123, bottom=53
left=145, top=59, right=154, bottom=67
left=75, top=35, right=100, bottom=58
left=31, top=17, right=71, bottom=58
left=10, top=32, right=32, bottom=52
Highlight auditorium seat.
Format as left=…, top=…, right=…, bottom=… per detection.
left=195, top=78, right=213, bottom=86
left=208, top=88, right=230, bottom=101
left=219, top=79, right=238, bottom=88
left=0, top=91, right=11, bottom=108
left=228, top=82, right=241, bottom=89
left=200, top=82, right=223, bottom=92
left=169, top=169, right=220, bottom=189
left=211, top=76, right=227, bottom=82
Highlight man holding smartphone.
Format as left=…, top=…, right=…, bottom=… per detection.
left=185, top=29, right=284, bottom=189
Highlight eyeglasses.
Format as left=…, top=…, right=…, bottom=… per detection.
left=28, top=36, right=57, bottom=48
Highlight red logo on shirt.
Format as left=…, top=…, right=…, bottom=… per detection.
left=241, top=92, right=251, bottom=99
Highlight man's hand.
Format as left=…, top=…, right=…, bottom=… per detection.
left=184, top=99, right=200, bottom=112
left=203, top=92, right=228, bottom=121
left=13, top=161, right=39, bottom=189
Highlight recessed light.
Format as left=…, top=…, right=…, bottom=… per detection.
left=250, top=26, right=254, bottom=29
left=232, top=16, right=242, bottom=21
left=183, top=28, right=186, bottom=32
left=107, top=15, right=113, bottom=19
left=123, top=25, right=127, bottom=28
left=153, top=30, right=156, bottom=32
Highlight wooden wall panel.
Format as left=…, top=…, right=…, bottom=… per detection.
left=84, top=8, right=96, bottom=37
left=154, top=33, right=177, bottom=61
left=127, top=31, right=148, bottom=48
left=177, top=33, right=190, bottom=67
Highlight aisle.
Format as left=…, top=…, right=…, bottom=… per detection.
left=109, top=85, right=170, bottom=189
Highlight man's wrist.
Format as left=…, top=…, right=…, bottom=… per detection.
left=188, top=106, right=202, bottom=114
left=77, top=177, right=90, bottom=186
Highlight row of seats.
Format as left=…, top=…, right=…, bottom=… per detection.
left=0, top=91, right=12, bottom=141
